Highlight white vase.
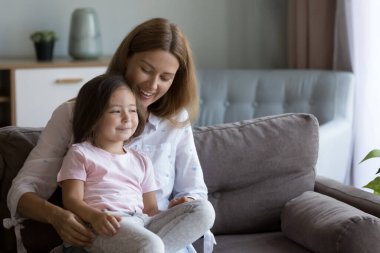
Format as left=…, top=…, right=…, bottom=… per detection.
left=68, top=8, right=102, bottom=60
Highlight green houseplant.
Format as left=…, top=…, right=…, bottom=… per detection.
left=30, top=30, right=58, bottom=61
left=361, top=149, right=380, bottom=194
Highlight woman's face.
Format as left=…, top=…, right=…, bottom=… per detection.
left=125, top=49, right=180, bottom=113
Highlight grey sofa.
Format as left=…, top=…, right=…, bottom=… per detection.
left=191, top=113, right=380, bottom=253
left=195, top=69, right=354, bottom=183
left=1, top=69, right=375, bottom=253
left=2, top=114, right=380, bottom=253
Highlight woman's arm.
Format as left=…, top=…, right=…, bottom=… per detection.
left=61, top=179, right=121, bottom=236
left=8, top=102, right=74, bottom=215
left=168, top=196, right=194, bottom=208
left=173, top=124, right=208, bottom=200
left=18, top=192, right=93, bottom=246
left=7, top=102, right=93, bottom=246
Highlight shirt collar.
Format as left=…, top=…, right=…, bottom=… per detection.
left=146, top=113, right=161, bottom=130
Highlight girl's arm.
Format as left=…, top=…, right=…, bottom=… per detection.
left=143, top=191, right=160, bottom=216
left=61, top=179, right=121, bottom=236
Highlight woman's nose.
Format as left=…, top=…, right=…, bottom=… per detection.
left=147, top=74, right=159, bottom=89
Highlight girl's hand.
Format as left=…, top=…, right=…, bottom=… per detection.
left=89, top=212, right=121, bottom=236
left=168, top=197, right=194, bottom=208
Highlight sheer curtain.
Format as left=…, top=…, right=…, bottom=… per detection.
left=343, top=0, right=380, bottom=187
left=289, top=0, right=380, bottom=187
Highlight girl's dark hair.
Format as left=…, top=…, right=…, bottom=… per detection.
left=73, top=74, right=145, bottom=144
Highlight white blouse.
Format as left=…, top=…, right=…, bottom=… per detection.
left=128, top=110, right=208, bottom=210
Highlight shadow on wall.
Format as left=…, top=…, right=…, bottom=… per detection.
left=226, top=0, right=288, bottom=68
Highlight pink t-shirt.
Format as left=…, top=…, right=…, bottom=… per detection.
left=57, top=141, right=158, bottom=213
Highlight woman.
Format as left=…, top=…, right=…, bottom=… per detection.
left=7, top=18, right=215, bottom=253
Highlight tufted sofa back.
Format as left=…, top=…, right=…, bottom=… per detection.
left=194, top=69, right=354, bottom=183
left=195, top=69, right=354, bottom=127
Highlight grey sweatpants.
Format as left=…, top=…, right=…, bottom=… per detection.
left=86, top=199, right=215, bottom=253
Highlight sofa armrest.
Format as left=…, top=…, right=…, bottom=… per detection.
left=315, top=175, right=380, bottom=218
left=281, top=191, right=380, bottom=253
left=317, top=119, right=352, bottom=183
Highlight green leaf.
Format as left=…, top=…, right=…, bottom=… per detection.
left=30, top=30, right=58, bottom=43
left=360, top=149, right=380, bottom=163
left=363, top=176, right=380, bottom=194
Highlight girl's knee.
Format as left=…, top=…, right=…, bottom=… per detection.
left=141, top=233, right=165, bottom=253
left=193, top=199, right=216, bottom=228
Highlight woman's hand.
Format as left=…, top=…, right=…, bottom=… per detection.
left=168, top=196, right=194, bottom=208
left=18, top=193, right=94, bottom=247
left=89, top=212, right=121, bottom=237
left=49, top=207, right=94, bottom=247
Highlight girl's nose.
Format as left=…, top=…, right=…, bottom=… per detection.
left=122, top=111, right=130, bottom=122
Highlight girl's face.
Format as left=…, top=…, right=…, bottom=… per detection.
left=125, top=49, right=180, bottom=113
left=94, top=86, right=139, bottom=152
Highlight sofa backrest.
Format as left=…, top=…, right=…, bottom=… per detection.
left=193, top=113, right=319, bottom=234
left=0, top=113, right=319, bottom=251
left=195, top=69, right=354, bottom=127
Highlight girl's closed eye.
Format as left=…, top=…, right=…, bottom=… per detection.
left=110, top=109, right=121, bottom=114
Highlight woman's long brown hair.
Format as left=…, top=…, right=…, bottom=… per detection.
left=107, top=18, right=199, bottom=126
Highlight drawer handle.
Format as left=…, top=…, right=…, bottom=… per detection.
left=55, top=78, right=83, bottom=84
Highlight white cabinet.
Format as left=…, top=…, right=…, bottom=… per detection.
left=14, top=67, right=106, bottom=127
left=0, top=58, right=109, bottom=127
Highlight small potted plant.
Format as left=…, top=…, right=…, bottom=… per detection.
left=360, top=149, right=380, bottom=194
left=30, top=30, right=58, bottom=61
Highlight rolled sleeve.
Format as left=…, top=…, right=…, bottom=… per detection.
left=7, top=102, right=74, bottom=218
left=173, top=124, right=208, bottom=200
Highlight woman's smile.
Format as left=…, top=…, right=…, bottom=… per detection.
left=125, top=49, right=179, bottom=111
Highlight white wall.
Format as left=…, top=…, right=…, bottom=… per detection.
left=0, top=0, right=287, bottom=68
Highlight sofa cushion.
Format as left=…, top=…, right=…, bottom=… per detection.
left=194, top=232, right=311, bottom=253
left=282, top=191, right=380, bottom=253
left=193, top=113, right=318, bottom=234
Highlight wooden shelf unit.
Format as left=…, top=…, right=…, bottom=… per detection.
left=0, top=57, right=110, bottom=127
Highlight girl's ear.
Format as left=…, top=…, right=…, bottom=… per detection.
left=89, top=124, right=98, bottom=144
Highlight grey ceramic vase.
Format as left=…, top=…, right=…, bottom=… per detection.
left=68, top=8, right=102, bottom=60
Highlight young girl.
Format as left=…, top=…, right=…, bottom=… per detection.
left=57, top=74, right=210, bottom=253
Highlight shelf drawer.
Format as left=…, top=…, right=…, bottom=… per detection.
left=14, top=66, right=107, bottom=127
